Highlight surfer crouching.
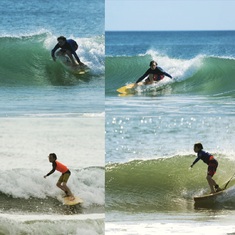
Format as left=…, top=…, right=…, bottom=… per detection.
left=134, top=60, right=172, bottom=86
left=51, top=36, right=84, bottom=67
left=190, top=143, right=222, bottom=194
left=44, top=153, right=75, bottom=200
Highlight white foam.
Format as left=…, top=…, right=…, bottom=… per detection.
left=106, top=220, right=235, bottom=235
left=0, top=213, right=104, bottom=235
left=145, top=49, right=203, bottom=81
left=0, top=167, right=104, bottom=206
left=0, top=213, right=104, bottom=222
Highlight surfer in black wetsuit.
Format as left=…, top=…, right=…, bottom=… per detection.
left=190, top=143, right=222, bottom=194
left=135, top=60, right=172, bottom=85
left=51, top=36, right=84, bottom=66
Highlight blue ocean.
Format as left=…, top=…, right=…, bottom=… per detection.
left=0, top=0, right=104, bottom=234
left=106, top=31, right=235, bottom=234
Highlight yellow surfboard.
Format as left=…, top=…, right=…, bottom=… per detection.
left=63, top=196, right=83, bottom=206
left=117, top=82, right=144, bottom=94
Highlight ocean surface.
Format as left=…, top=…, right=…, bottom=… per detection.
left=0, top=0, right=104, bottom=234
left=105, top=31, right=235, bottom=234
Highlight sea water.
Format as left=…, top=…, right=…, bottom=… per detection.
left=106, top=31, right=235, bottom=234
left=0, top=0, right=104, bottom=234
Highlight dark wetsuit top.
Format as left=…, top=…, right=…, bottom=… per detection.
left=51, top=39, right=81, bottom=63
left=192, top=150, right=216, bottom=166
left=136, top=66, right=172, bottom=83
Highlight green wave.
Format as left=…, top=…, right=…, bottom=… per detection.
left=106, top=55, right=235, bottom=97
left=106, top=155, right=235, bottom=212
left=0, top=33, right=101, bottom=86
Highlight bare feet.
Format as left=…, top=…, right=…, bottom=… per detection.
left=69, top=196, right=75, bottom=201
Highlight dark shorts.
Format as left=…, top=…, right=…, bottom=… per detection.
left=58, top=170, right=71, bottom=183
left=146, top=74, right=165, bottom=82
left=207, top=159, right=218, bottom=177
left=153, top=74, right=164, bottom=81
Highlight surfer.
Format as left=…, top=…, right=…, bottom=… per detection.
left=44, top=153, right=75, bottom=200
left=135, top=60, right=172, bottom=85
left=190, top=143, right=222, bottom=194
left=51, top=36, right=85, bottom=67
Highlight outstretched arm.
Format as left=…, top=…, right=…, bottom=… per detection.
left=51, top=44, right=60, bottom=61
left=72, top=51, right=82, bottom=64
left=158, top=67, right=172, bottom=79
left=163, top=72, right=172, bottom=79
left=44, top=162, right=56, bottom=178
left=190, top=157, right=200, bottom=168
left=135, top=70, right=150, bottom=83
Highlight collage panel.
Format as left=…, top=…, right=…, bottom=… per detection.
left=0, top=0, right=104, bottom=234
left=106, top=1, right=235, bottom=235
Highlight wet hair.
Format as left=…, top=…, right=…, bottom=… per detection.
left=49, top=153, right=57, bottom=160
left=57, top=36, right=66, bottom=42
left=194, top=143, right=203, bottom=150
left=149, top=60, right=157, bottom=67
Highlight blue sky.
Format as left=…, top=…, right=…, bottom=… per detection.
left=105, top=0, right=235, bottom=31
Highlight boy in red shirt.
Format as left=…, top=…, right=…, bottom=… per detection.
left=44, top=153, right=74, bottom=200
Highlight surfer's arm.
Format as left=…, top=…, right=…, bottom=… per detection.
left=51, top=44, right=60, bottom=60
left=163, top=72, right=172, bottom=79
left=66, top=42, right=83, bottom=65
left=44, top=161, right=56, bottom=178
left=72, top=51, right=82, bottom=64
left=190, top=157, right=200, bottom=168
left=135, top=70, right=150, bottom=83
left=157, top=67, right=172, bottom=79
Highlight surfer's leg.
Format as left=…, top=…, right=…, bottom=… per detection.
left=207, top=161, right=221, bottom=192
left=56, top=174, right=69, bottom=195
left=144, top=77, right=152, bottom=85
left=206, top=175, right=216, bottom=193
left=61, top=172, right=74, bottom=200
left=62, top=183, right=74, bottom=200
left=65, top=50, right=77, bottom=66
left=55, top=49, right=66, bottom=57
left=56, top=181, right=67, bottom=193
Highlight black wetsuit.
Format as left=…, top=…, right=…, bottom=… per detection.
left=51, top=39, right=81, bottom=63
left=192, top=150, right=218, bottom=177
left=136, top=66, right=172, bottom=83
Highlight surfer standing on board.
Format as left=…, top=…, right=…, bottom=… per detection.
left=51, top=36, right=84, bottom=66
left=135, top=60, right=172, bottom=86
left=44, top=153, right=75, bottom=200
left=190, top=143, right=222, bottom=194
